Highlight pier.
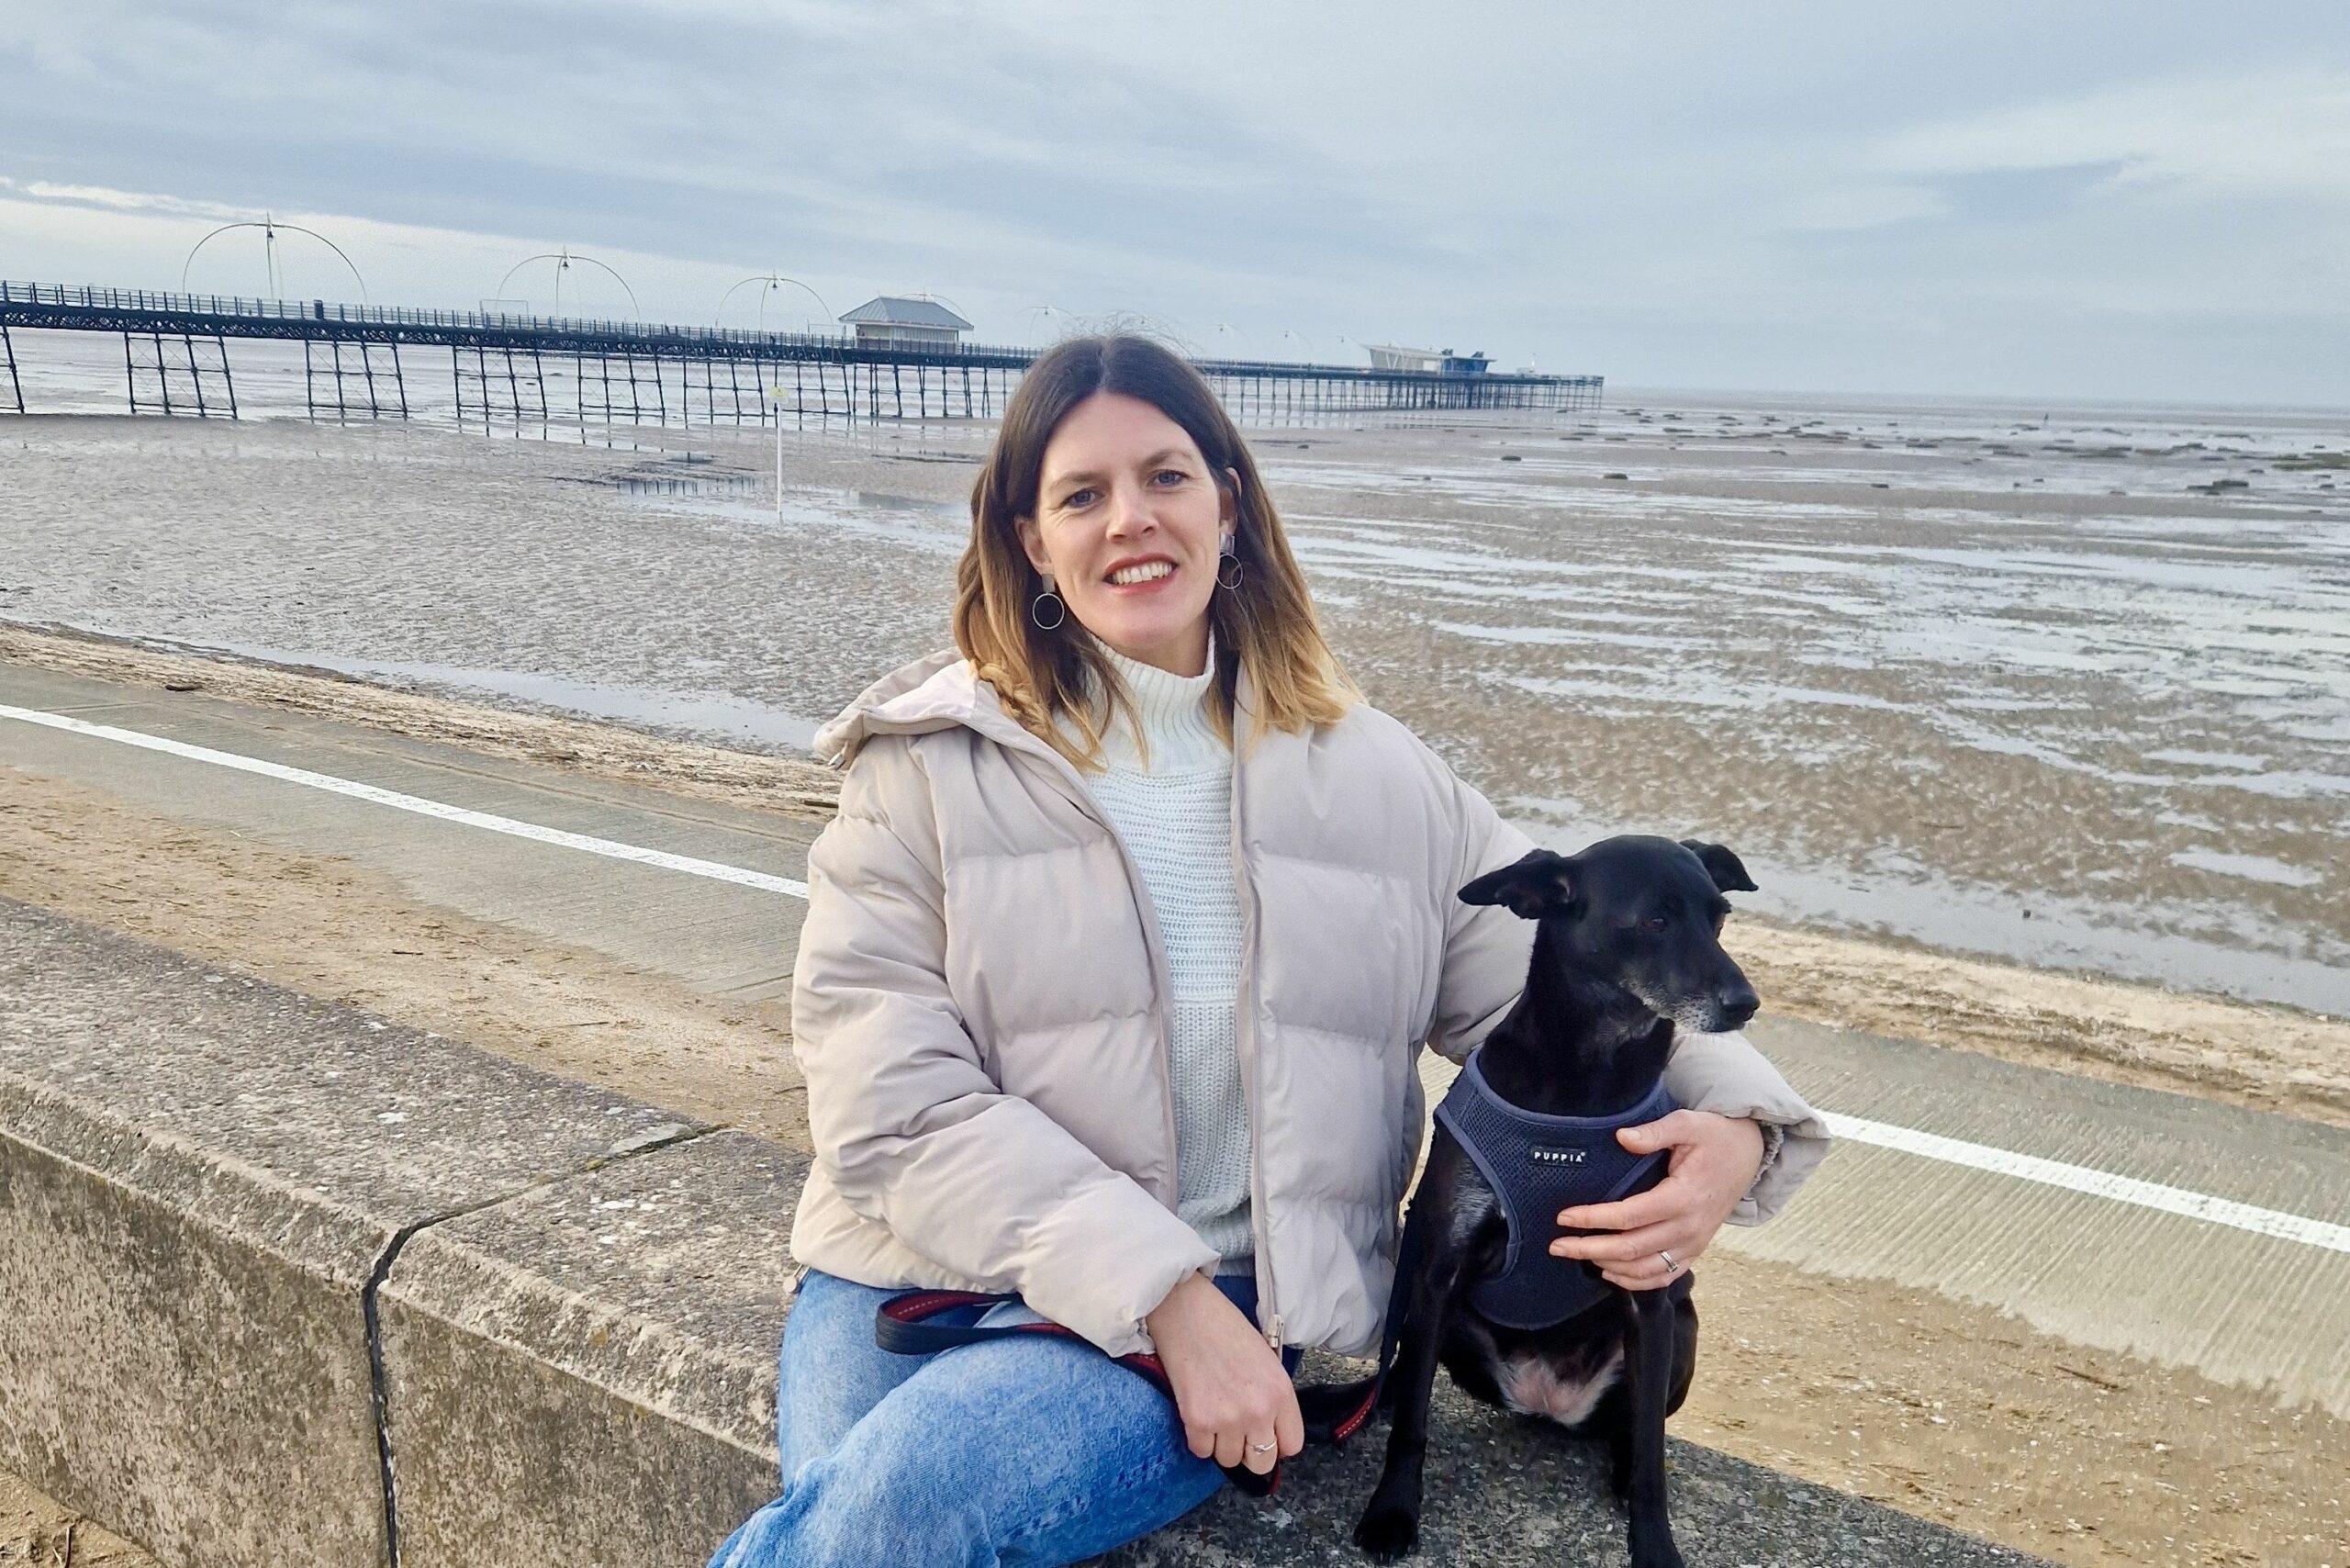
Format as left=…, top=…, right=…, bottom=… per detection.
left=0, top=280, right=1603, bottom=427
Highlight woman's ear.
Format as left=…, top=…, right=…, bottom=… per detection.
left=1014, top=513, right=1052, bottom=577
left=1222, top=466, right=1242, bottom=530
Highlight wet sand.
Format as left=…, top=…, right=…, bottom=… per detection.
left=6, top=694, right=2349, bottom=1568
left=4, top=401, right=2347, bottom=1019
left=6, top=395, right=2350, bottom=1563
left=7, top=619, right=2346, bottom=1128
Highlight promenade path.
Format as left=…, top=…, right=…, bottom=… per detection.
left=8, top=655, right=2347, bottom=1563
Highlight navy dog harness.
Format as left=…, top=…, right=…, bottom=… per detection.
left=1432, top=1049, right=1677, bottom=1329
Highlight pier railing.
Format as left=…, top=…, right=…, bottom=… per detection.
left=0, top=278, right=1605, bottom=420
left=0, top=279, right=1003, bottom=357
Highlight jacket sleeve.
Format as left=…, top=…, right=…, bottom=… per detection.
left=1661, top=1029, right=1831, bottom=1225
left=792, top=738, right=1218, bottom=1358
left=1417, top=743, right=1830, bottom=1225
left=1423, top=754, right=1541, bottom=1065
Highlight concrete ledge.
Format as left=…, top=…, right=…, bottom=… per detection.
left=0, top=898, right=705, bottom=1568
left=378, top=1130, right=806, bottom=1568
left=1122, top=1367, right=2045, bottom=1566
left=1, top=898, right=2047, bottom=1566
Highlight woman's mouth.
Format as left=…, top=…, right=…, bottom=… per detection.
left=1105, top=559, right=1176, bottom=588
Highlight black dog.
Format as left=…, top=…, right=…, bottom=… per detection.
left=1301, top=834, right=1761, bottom=1568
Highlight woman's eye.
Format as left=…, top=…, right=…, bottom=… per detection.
left=1062, top=487, right=1098, bottom=509
left=1152, top=468, right=1185, bottom=486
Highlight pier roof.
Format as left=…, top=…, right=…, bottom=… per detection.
left=839, top=295, right=973, bottom=330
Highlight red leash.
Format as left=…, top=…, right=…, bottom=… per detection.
left=875, top=1289, right=1383, bottom=1498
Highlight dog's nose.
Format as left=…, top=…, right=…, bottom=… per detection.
left=1715, top=985, right=1759, bottom=1030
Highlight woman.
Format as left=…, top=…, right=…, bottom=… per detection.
left=710, top=336, right=1827, bottom=1568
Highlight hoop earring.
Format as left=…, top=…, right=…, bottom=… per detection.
left=1216, top=549, right=1244, bottom=592
left=1031, top=586, right=1067, bottom=631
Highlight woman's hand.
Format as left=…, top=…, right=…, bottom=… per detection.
left=1549, top=1110, right=1765, bottom=1290
left=1143, top=1272, right=1303, bottom=1476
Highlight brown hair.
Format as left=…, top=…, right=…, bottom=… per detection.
left=952, top=334, right=1356, bottom=770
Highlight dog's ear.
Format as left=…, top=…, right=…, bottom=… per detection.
left=1680, top=840, right=1759, bottom=894
left=1458, top=849, right=1575, bottom=920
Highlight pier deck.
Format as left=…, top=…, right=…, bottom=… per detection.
left=0, top=281, right=1603, bottom=425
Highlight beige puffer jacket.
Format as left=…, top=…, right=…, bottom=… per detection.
left=788, top=651, right=1830, bottom=1360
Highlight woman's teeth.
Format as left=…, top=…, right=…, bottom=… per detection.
left=1109, top=561, right=1175, bottom=586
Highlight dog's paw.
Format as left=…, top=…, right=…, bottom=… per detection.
left=1628, top=1534, right=1685, bottom=1568
left=1353, top=1503, right=1420, bottom=1562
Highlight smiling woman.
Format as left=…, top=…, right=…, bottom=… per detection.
left=705, top=335, right=1824, bottom=1568
left=953, top=334, right=1352, bottom=771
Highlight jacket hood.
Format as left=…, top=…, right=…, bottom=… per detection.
left=816, top=640, right=1263, bottom=771
left=813, top=649, right=1040, bottom=768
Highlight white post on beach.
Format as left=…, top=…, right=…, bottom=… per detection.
left=768, top=385, right=788, bottom=526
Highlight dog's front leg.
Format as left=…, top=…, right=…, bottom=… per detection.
left=1622, top=1286, right=1686, bottom=1568
left=1354, top=1211, right=1458, bottom=1562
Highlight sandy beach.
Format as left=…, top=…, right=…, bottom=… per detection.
left=6, top=618, right=2345, bottom=1131
left=6, top=398, right=2350, bottom=1567
left=5, top=396, right=2346, bottom=1022
left=5, top=643, right=2348, bottom=1567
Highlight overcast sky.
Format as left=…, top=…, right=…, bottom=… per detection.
left=4, top=1, right=2345, bottom=404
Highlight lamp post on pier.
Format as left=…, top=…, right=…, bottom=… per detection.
left=768, top=384, right=789, bottom=525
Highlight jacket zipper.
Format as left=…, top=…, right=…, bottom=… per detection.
left=889, top=700, right=1273, bottom=1344
left=1227, top=745, right=1281, bottom=1350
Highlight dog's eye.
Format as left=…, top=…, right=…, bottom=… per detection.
left=1639, top=915, right=1668, bottom=934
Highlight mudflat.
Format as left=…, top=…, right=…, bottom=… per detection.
left=6, top=653, right=2350, bottom=1566
left=6, top=396, right=2348, bottom=1567
left=4, top=397, right=2344, bottom=1019
left=7, top=621, right=2344, bottom=1132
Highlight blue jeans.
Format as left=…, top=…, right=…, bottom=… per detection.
left=707, top=1269, right=1298, bottom=1568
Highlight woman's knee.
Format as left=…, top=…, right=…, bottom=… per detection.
left=775, top=1271, right=921, bottom=1481
left=780, top=1447, right=1005, bottom=1568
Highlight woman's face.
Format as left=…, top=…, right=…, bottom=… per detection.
left=1018, top=390, right=1237, bottom=677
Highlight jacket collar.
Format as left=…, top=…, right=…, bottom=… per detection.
left=814, top=645, right=1260, bottom=774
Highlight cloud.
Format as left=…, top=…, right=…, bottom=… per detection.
left=1783, top=184, right=1952, bottom=232
left=2, top=3, right=2346, bottom=401
left=1874, top=64, right=2350, bottom=202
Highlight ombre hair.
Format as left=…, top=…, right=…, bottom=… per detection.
left=953, top=334, right=1357, bottom=770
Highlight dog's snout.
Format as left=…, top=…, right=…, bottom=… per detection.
left=1715, top=984, right=1759, bottom=1030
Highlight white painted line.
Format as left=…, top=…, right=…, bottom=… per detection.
left=0, top=703, right=810, bottom=899
left=11, top=701, right=2348, bottom=1258
left=1824, top=1111, right=2350, bottom=1255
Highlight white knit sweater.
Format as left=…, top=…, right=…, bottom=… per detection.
left=1053, top=636, right=1254, bottom=1264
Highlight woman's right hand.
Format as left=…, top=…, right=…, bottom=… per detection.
left=1143, top=1271, right=1303, bottom=1476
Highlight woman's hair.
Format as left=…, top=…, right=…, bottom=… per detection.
left=953, top=334, right=1356, bottom=770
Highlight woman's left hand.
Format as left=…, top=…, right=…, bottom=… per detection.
left=1549, top=1110, right=1765, bottom=1291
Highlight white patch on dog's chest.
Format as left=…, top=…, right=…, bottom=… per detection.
left=1495, top=1348, right=1624, bottom=1428
left=1446, top=1183, right=1498, bottom=1250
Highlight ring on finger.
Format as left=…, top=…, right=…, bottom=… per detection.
left=1658, top=1249, right=1679, bottom=1272
left=1248, top=1439, right=1276, bottom=1455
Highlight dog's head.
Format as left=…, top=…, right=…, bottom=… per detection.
left=1459, top=835, right=1761, bottom=1033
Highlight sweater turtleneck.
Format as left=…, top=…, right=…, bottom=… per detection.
left=1083, top=636, right=1226, bottom=774
left=1051, top=631, right=1254, bottom=1266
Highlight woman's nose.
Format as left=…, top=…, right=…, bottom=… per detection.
left=1102, top=479, right=1156, bottom=534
